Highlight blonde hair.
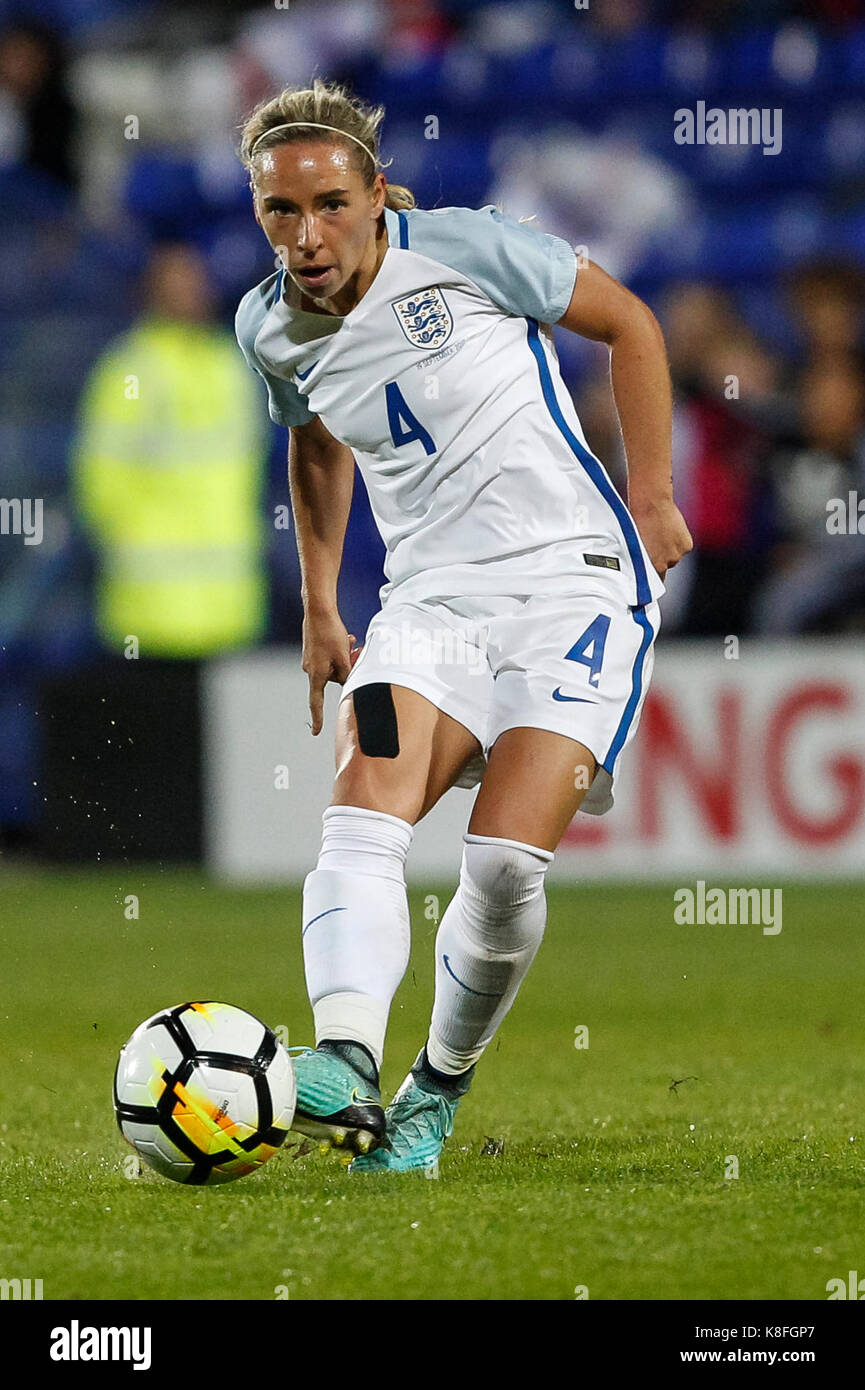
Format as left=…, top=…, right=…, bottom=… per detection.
left=239, top=77, right=416, bottom=212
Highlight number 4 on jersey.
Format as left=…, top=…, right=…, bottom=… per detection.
left=564, top=614, right=610, bottom=688
left=386, top=382, right=436, bottom=456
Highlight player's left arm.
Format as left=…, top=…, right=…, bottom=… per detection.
left=556, top=259, right=693, bottom=579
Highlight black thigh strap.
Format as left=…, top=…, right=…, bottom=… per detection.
left=353, top=683, right=400, bottom=758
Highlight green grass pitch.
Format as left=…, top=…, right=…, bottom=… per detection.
left=1, top=869, right=863, bottom=1301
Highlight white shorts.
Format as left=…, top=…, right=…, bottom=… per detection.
left=339, top=590, right=661, bottom=815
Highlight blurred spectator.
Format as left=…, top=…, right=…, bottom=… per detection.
left=235, top=0, right=386, bottom=108
left=589, top=0, right=652, bottom=35
left=35, top=241, right=270, bottom=862
left=785, top=259, right=865, bottom=367
left=0, top=22, right=77, bottom=187
left=660, top=284, right=781, bottom=634
left=71, top=241, right=268, bottom=656
left=754, top=355, right=865, bottom=631
left=664, top=285, right=742, bottom=393
left=386, top=0, right=455, bottom=55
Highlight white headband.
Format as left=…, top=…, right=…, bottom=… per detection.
left=250, top=121, right=379, bottom=167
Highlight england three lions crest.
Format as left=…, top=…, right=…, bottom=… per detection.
left=392, top=287, right=454, bottom=350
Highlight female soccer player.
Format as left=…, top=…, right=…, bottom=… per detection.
left=236, top=79, right=692, bottom=1172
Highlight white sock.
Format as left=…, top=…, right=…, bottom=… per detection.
left=427, top=832, right=554, bottom=1074
left=302, top=805, right=414, bottom=1070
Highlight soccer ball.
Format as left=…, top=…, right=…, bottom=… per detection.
left=113, top=1001, right=296, bottom=1185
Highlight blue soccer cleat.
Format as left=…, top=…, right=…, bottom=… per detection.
left=288, top=1041, right=385, bottom=1157
left=349, top=1048, right=474, bottom=1174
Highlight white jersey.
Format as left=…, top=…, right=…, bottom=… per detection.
left=235, top=204, right=665, bottom=610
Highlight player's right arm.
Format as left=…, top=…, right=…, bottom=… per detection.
left=289, top=416, right=361, bottom=735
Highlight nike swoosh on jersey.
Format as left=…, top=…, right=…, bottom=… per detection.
left=295, top=361, right=319, bottom=381
left=551, top=688, right=598, bottom=703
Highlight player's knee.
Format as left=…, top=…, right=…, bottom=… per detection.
left=460, top=834, right=553, bottom=910
left=331, top=763, right=422, bottom=826
left=314, top=804, right=414, bottom=880
left=457, top=835, right=552, bottom=955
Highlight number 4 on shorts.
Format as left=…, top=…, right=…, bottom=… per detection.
left=564, top=614, right=610, bottom=689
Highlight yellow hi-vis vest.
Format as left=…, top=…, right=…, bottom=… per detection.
left=73, top=317, right=269, bottom=657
